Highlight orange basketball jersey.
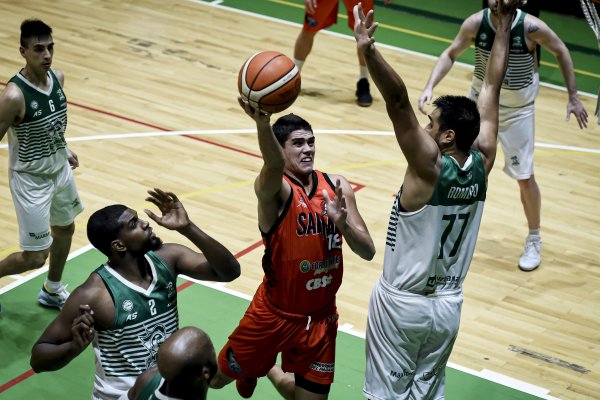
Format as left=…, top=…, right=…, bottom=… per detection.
left=261, top=170, right=344, bottom=315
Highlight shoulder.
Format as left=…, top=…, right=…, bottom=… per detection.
left=52, top=69, right=65, bottom=86
left=1, top=82, right=25, bottom=103
left=463, top=10, right=484, bottom=31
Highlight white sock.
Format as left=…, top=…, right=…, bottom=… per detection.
left=294, top=59, right=304, bottom=72
left=45, top=279, right=62, bottom=292
left=359, top=65, right=369, bottom=80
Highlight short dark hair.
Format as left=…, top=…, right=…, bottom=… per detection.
left=20, top=19, right=52, bottom=48
left=272, top=113, right=313, bottom=146
left=87, top=205, right=128, bottom=257
left=433, top=95, right=480, bottom=152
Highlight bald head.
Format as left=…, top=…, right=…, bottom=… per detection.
left=157, top=327, right=216, bottom=385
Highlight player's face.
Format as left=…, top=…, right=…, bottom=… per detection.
left=283, top=129, right=315, bottom=176
left=20, top=36, right=54, bottom=73
left=425, top=109, right=444, bottom=147
left=116, top=209, right=163, bottom=255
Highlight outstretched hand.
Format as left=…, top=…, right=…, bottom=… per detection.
left=566, top=97, right=588, bottom=129
left=238, top=97, right=271, bottom=125
left=322, top=179, right=348, bottom=230
left=144, top=188, right=191, bottom=231
left=353, top=3, right=378, bottom=54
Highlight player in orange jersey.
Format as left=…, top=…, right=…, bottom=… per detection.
left=209, top=102, right=375, bottom=399
left=293, top=0, right=392, bottom=107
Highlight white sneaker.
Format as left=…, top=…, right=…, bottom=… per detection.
left=37, top=283, right=70, bottom=309
left=518, top=236, right=542, bottom=271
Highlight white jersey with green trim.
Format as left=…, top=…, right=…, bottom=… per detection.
left=91, top=251, right=178, bottom=400
left=7, top=69, right=69, bottom=174
left=382, top=151, right=487, bottom=293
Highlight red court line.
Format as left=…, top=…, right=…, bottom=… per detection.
left=0, top=370, right=35, bottom=394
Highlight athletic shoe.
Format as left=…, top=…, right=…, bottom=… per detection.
left=518, top=236, right=542, bottom=271
left=37, top=283, right=70, bottom=309
left=236, top=377, right=257, bottom=399
left=355, top=78, right=373, bottom=107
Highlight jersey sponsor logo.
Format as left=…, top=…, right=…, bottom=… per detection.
left=512, top=36, right=523, bottom=47
left=297, top=197, right=308, bottom=209
left=126, top=312, right=138, bottom=321
left=306, top=275, right=333, bottom=291
left=30, top=100, right=39, bottom=110
left=33, top=110, right=43, bottom=117
left=28, top=230, right=50, bottom=240
left=122, top=299, right=134, bottom=312
left=309, top=361, right=334, bottom=373
left=447, top=184, right=479, bottom=200
left=166, top=282, right=175, bottom=300
left=479, top=33, right=488, bottom=41
left=139, top=324, right=168, bottom=369
left=57, top=89, right=66, bottom=101
left=299, top=256, right=341, bottom=275
left=511, top=155, right=520, bottom=166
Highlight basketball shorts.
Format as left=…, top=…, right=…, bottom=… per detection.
left=497, top=103, right=536, bottom=180
left=9, top=163, right=84, bottom=251
left=218, top=284, right=339, bottom=385
left=363, top=278, right=463, bottom=400
left=303, top=0, right=374, bottom=32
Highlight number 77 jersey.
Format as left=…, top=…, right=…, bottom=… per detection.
left=383, top=150, right=487, bottom=293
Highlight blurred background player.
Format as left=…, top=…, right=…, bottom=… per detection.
left=419, top=0, right=588, bottom=271
left=0, top=19, right=84, bottom=313
left=293, top=0, right=392, bottom=107
left=124, top=326, right=217, bottom=400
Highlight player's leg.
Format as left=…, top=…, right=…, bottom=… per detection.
left=294, top=0, right=339, bottom=71
left=39, top=165, right=84, bottom=308
left=0, top=170, right=52, bottom=278
left=344, top=0, right=375, bottom=106
left=497, top=107, right=541, bottom=270
left=267, top=365, right=295, bottom=400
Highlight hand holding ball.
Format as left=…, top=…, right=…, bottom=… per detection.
left=238, top=51, right=301, bottom=113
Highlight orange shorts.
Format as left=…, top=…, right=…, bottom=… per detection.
left=218, top=284, right=339, bottom=385
left=303, top=0, right=375, bottom=32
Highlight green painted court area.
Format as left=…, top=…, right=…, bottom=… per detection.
left=204, top=0, right=599, bottom=94
left=1, top=248, right=543, bottom=399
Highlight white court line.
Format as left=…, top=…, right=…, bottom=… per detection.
left=190, top=0, right=597, bottom=99
left=2, top=129, right=599, bottom=154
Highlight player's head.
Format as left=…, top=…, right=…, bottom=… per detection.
left=430, top=95, right=480, bottom=152
left=273, top=114, right=315, bottom=177
left=19, top=19, right=54, bottom=70
left=158, top=327, right=217, bottom=399
left=87, top=205, right=162, bottom=257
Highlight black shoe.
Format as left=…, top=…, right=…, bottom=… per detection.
left=356, top=78, right=373, bottom=107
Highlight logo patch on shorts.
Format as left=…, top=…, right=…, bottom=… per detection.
left=309, top=362, right=334, bottom=373
left=226, top=347, right=242, bottom=374
left=28, top=231, right=50, bottom=240
left=305, top=15, right=318, bottom=27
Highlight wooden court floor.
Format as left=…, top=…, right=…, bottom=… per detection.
left=1, top=1, right=599, bottom=399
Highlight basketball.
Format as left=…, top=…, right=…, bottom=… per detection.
left=238, top=51, right=301, bottom=113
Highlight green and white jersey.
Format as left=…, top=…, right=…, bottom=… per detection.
left=137, top=372, right=181, bottom=400
left=91, top=251, right=178, bottom=400
left=382, top=151, right=487, bottom=293
left=7, top=69, right=69, bottom=175
left=470, top=9, right=539, bottom=108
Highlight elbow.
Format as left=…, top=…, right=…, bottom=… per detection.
left=30, top=352, right=44, bottom=373
left=359, top=243, right=376, bottom=261
left=223, top=259, right=241, bottom=282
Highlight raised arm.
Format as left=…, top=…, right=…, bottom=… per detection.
left=526, top=16, right=588, bottom=129
left=145, top=189, right=240, bottom=282
left=237, top=98, right=291, bottom=232
left=354, top=4, right=440, bottom=209
left=473, top=0, right=518, bottom=174
left=419, top=12, right=481, bottom=114
left=323, top=176, right=375, bottom=260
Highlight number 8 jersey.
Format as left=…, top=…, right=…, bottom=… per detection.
left=383, top=151, right=487, bottom=293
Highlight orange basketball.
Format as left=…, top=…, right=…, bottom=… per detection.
left=238, top=51, right=301, bottom=114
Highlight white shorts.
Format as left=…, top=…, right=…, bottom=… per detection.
left=9, top=164, right=84, bottom=251
left=497, top=104, right=535, bottom=180
left=363, top=278, right=463, bottom=400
